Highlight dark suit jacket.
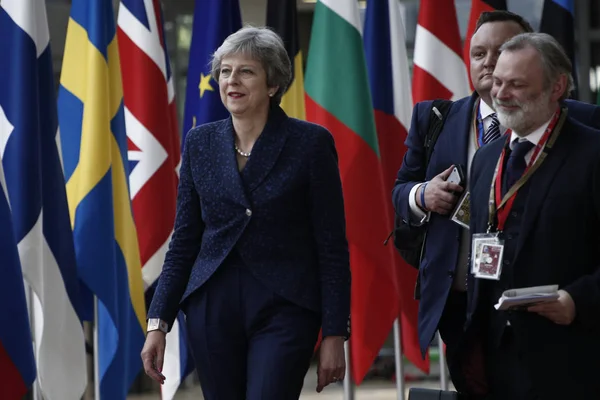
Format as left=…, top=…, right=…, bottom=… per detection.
left=565, top=98, right=600, bottom=128
left=393, top=94, right=600, bottom=359
left=147, top=106, right=351, bottom=338
left=465, top=113, right=600, bottom=398
left=393, top=93, right=479, bottom=358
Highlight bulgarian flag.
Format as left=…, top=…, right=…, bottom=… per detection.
left=305, top=0, right=400, bottom=384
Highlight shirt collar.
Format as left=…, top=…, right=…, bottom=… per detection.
left=509, top=116, right=552, bottom=149
left=479, top=98, right=495, bottom=120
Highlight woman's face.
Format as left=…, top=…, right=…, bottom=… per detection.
left=218, top=53, right=276, bottom=117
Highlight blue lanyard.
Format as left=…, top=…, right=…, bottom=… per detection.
left=476, top=103, right=485, bottom=148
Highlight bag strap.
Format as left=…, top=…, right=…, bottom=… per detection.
left=423, top=99, right=453, bottom=169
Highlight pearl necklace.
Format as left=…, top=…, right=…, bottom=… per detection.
left=234, top=143, right=251, bottom=158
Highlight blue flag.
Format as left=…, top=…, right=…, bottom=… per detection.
left=181, top=0, right=242, bottom=145
left=0, top=175, right=35, bottom=399
left=0, top=1, right=87, bottom=398
left=57, top=0, right=147, bottom=397
left=540, top=0, right=577, bottom=99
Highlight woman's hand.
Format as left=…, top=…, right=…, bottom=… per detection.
left=316, top=336, right=346, bottom=392
left=141, top=331, right=167, bottom=384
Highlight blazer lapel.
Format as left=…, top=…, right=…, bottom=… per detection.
left=241, top=106, right=289, bottom=192
left=213, top=118, right=251, bottom=208
left=512, top=120, right=572, bottom=261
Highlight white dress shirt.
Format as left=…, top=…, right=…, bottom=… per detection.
left=508, top=116, right=552, bottom=165
left=407, top=99, right=501, bottom=223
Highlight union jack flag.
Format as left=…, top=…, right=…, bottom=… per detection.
left=117, top=0, right=192, bottom=398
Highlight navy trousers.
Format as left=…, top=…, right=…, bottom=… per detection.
left=485, top=327, right=540, bottom=400
left=183, top=260, right=321, bottom=400
left=438, top=291, right=468, bottom=393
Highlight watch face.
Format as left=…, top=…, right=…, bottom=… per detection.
left=148, top=319, right=159, bottom=330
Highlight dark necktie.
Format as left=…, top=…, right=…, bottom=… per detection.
left=504, top=139, right=535, bottom=193
left=483, top=113, right=501, bottom=144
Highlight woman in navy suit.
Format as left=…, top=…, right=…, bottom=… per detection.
left=141, top=26, right=351, bottom=399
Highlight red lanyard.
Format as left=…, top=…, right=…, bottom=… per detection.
left=489, top=109, right=563, bottom=232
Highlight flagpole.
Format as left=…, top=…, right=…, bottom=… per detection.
left=343, top=341, right=354, bottom=400
left=94, top=296, right=100, bottom=400
left=27, top=283, right=42, bottom=400
left=437, top=332, right=448, bottom=390
left=393, top=318, right=405, bottom=400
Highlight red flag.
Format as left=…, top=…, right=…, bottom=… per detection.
left=463, top=0, right=508, bottom=90
left=304, top=0, right=400, bottom=384
left=413, top=0, right=470, bottom=103
left=117, top=1, right=189, bottom=398
left=364, top=0, right=427, bottom=374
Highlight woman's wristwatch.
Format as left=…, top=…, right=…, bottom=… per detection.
left=147, top=318, right=169, bottom=334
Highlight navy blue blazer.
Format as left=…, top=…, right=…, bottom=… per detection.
left=147, top=106, right=351, bottom=338
left=465, top=114, right=600, bottom=398
left=393, top=93, right=479, bottom=358
left=392, top=93, right=600, bottom=357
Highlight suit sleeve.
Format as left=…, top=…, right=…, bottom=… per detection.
left=564, top=150, right=600, bottom=333
left=147, top=131, right=205, bottom=330
left=308, top=128, right=351, bottom=339
left=392, top=101, right=432, bottom=222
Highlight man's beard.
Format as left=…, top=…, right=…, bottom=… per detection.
left=493, top=90, right=552, bottom=136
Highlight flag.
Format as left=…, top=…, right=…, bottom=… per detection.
left=463, top=0, right=507, bottom=90
left=0, top=1, right=87, bottom=399
left=412, top=0, right=470, bottom=103
left=540, top=0, right=577, bottom=99
left=0, top=169, right=36, bottom=399
left=305, top=0, right=399, bottom=384
left=58, top=0, right=146, bottom=398
left=117, top=0, right=193, bottom=398
left=181, top=0, right=242, bottom=143
left=266, top=0, right=306, bottom=119
left=364, top=0, right=428, bottom=374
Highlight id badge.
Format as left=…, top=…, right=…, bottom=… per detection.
left=471, top=233, right=504, bottom=280
left=451, top=191, right=471, bottom=229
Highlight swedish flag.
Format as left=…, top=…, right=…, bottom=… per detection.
left=57, top=0, right=146, bottom=398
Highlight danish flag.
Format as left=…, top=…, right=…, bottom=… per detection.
left=412, top=0, right=470, bottom=103
left=117, top=0, right=190, bottom=398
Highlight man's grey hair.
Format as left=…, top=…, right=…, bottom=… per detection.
left=499, top=32, right=575, bottom=101
left=211, top=26, right=291, bottom=105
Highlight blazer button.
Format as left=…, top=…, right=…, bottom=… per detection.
left=245, top=208, right=252, bottom=217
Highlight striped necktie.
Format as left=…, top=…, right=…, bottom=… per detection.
left=483, top=113, right=501, bottom=144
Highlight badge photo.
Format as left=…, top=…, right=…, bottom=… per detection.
left=471, top=233, right=500, bottom=275
left=475, top=243, right=504, bottom=280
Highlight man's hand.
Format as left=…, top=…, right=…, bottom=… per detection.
left=141, top=330, right=167, bottom=384
left=316, top=336, right=345, bottom=393
left=528, top=289, right=576, bottom=325
left=417, top=165, right=464, bottom=215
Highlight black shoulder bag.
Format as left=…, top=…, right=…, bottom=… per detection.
left=389, top=99, right=453, bottom=270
